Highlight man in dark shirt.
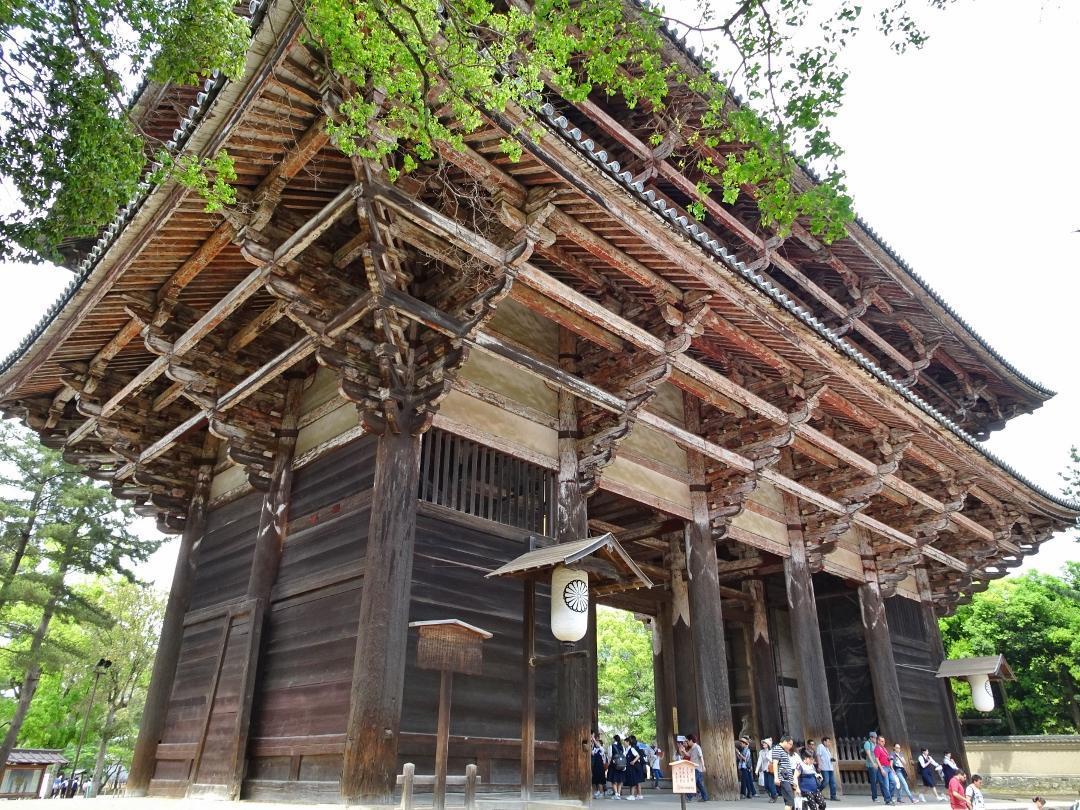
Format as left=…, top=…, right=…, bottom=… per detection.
left=770, top=735, right=796, bottom=810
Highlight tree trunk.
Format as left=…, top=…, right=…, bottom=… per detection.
left=91, top=703, right=116, bottom=797
left=0, top=485, right=44, bottom=613
left=0, top=569, right=64, bottom=769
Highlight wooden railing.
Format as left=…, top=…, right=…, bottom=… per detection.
left=835, top=737, right=871, bottom=788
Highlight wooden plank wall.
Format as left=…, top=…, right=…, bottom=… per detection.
left=885, top=596, right=951, bottom=756
left=148, top=435, right=560, bottom=800
left=150, top=491, right=264, bottom=795
left=402, top=503, right=560, bottom=789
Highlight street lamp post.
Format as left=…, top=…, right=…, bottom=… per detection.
left=72, top=658, right=111, bottom=798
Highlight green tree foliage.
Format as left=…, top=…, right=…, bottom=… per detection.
left=0, top=579, right=163, bottom=789
left=1, top=0, right=958, bottom=264
left=0, top=0, right=249, bottom=263
left=1062, top=446, right=1080, bottom=538
left=939, top=565, right=1080, bottom=735
left=0, top=422, right=163, bottom=770
left=597, top=607, right=656, bottom=741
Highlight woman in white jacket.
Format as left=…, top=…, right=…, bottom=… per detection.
left=756, top=738, right=777, bottom=803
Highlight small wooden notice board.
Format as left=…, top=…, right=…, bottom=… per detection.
left=670, top=760, right=697, bottom=794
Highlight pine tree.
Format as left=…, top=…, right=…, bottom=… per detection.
left=0, top=423, right=162, bottom=769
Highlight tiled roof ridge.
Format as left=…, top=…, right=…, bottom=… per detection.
left=0, top=0, right=273, bottom=378
left=638, top=8, right=1055, bottom=398
left=535, top=100, right=1079, bottom=513
left=0, top=0, right=1073, bottom=515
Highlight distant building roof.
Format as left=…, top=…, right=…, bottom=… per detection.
left=5, top=749, right=68, bottom=766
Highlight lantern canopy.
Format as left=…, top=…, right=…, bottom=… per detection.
left=486, top=533, right=653, bottom=642
left=935, top=654, right=1014, bottom=713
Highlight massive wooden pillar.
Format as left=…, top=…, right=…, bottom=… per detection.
left=916, top=567, right=967, bottom=772
left=657, top=600, right=680, bottom=761
left=341, top=425, right=424, bottom=803
left=685, top=398, right=739, bottom=801
left=127, top=434, right=218, bottom=796
left=555, top=330, right=591, bottom=802
left=743, top=578, right=782, bottom=740
left=780, top=483, right=836, bottom=743
left=224, top=374, right=306, bottom=799
left=858, top=531, right=911, bottom=760
left=668, top=544, right=699, bottom=737
left=651, top=612, right=674, bottom=761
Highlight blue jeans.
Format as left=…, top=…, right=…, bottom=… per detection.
left=695, top=769, right=709, bottom=801
left=762, top=775, right=778, bottom=799
left=821, top=769, right=838, bottom=800
left=869, top=766, right=893, bottom=801
left=893, top=769, right=915, bottom=803
left=740, top=768, right=757, bottom=797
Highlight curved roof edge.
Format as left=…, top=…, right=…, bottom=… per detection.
left=537, top=101, right=1079, bottom=516
left=645, top=13, right=1056, bottom=400
left=0, top=0, right=274, bottom=379
left=0, top=3, right=1074, bottom=518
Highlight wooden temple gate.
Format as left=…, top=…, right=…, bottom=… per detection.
left=0, top=0, right=1075, bottom=804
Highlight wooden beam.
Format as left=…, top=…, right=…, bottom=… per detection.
left=225, top=374, right=305, bottom=800
left=126, top=432, right=218, bottom=795
left=779, top=454, right=836, bottom=744
left=684, top=395, right=739, bottom=800
left=74, top=185, right=360, bottom=455
left=382, top=278, right=964, bottom=570
left=857, top=531, right=912, bottom=767
left=341, top=428, right=424, bottom=803
left=554, top=329, right=592, bottom=802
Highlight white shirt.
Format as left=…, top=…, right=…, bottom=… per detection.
left=756, top=747, right=772, bottom=775
left=689, top=742, right=705, bottom=771
left=966, top=784, right=985, bottom=810
left=816, top=743, right=834, bottom=771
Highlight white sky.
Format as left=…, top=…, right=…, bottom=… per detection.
left=0, top=0, right=1077, bottom=591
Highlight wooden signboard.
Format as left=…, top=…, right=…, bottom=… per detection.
left=670, top=760, right=697, bottom=794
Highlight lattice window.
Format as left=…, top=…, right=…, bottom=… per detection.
left=419, top=428, right=555, bottom=534
left=885, top=594, right=925, bottom=640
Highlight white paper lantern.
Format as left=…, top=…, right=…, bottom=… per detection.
left=551, top=564, right=589, bottom=642
left=967, top=673, right=995, bottom=712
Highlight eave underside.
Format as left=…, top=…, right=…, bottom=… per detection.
left=0, top=11, right=1073, bottom=618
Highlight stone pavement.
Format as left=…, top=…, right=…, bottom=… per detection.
left=10, top=793, right=1076, bottom=810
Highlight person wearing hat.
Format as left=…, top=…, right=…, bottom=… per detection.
left=757, top=738, right=777, bottom=802
left=737, top=736, right=757, bottom=798
left=865, top=732, right=887, bottom=802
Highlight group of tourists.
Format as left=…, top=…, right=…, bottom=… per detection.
left=743, top=731, right=991, bottom=810
left=589, top=727, right=1045, bottom=810
left=861, top=731, right=961, bottom=805
left=749, top=734, right=830, bottom=810
left=590, top=732, right=668, bottom=800
left=49, top=773, right=86, bottom=799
